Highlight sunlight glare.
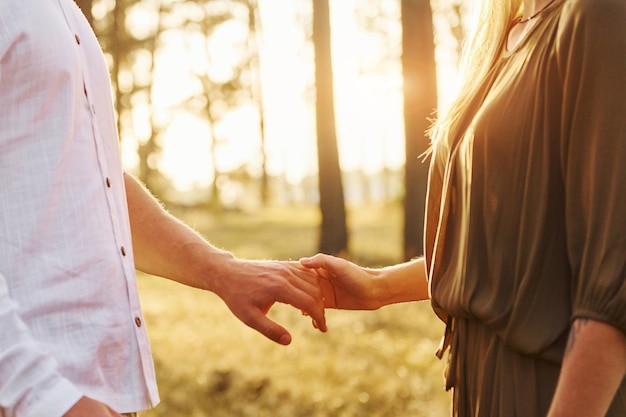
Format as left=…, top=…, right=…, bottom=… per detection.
left=121, top=0, right=463, bottom=193
left=159, top=113, right=213, bottom=191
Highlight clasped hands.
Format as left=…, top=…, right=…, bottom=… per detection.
left=218, top=254, right=377, bottom=346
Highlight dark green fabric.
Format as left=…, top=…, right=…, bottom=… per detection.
left=424, top=0, right=626, bottom=415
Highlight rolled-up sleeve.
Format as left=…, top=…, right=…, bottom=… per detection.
left=559, top=0, right=626, bottom=334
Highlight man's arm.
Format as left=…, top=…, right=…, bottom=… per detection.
left=547, top=318, right=626, bottom=417
left=123, top=173, right=327, bottom=344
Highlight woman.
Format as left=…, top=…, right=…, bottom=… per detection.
left=301, top=0, right=626, bottom=415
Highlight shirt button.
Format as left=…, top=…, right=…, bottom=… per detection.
left=75, top=34, right=81, bottom=45
left=120, top=246, right=127, bottom=256
left=106, top=177, right=112, bottom=188
left=135, top=316, right=142, bottom=327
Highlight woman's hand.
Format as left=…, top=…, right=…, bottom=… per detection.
left=300, top=254, right=383, bottom=310
left=301, top=255, right=430, bottom=312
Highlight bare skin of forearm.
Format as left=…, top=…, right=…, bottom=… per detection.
left=300, top=254, right=430, bottom=310
left=124, top=172, right=233, bottom=291
left=373, top=257, right=430, bottom=307
left=124, top=173, right=328, bottom=343
left=547, top=318, right=626, bottom=417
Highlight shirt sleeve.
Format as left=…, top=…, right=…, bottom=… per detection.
left=0, top=274, right=83, bottom=417
left=558, top=0, right=626, bottom=334
left=0, top=7, right=83, bottom=417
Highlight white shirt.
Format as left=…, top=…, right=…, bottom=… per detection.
left=0, top=1, right=159, bottom=415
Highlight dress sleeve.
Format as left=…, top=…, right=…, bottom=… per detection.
left=557, top=0, right=626, bottom=334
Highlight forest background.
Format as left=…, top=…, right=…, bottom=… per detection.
left=75, top=0, right=471, bottom=415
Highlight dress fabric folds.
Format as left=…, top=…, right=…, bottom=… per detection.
left=424, top=0, right=626, bottom=415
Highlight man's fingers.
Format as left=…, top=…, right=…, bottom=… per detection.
left=287, top=263, right=324, bottom=292
left=246, top=312, right=292, bottom=345
left=317, top=277, right=337, bottom=309
left=277, top=285, right=327, bottom=332
left=279, top=263, right=328, bottom=332
left=224, top=260, right=329, bottom=342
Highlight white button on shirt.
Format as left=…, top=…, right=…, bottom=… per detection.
left=0, top=1, right=159, bottom=416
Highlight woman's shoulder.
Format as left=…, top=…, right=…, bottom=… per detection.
left=561, top=0, right=626, bottom=22
left=556, top=0, right=626, bottom=52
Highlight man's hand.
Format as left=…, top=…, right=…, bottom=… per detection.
left=124, top=174, right=327, bottom=344
left=63, top=397, right=122, bottom=417
left=209, top=260, right=327, bottom=345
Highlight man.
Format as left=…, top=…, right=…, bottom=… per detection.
left=0, top=1, right=326, bottom=416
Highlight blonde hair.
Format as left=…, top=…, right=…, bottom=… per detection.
left=430, top=0, right=523, bottom=146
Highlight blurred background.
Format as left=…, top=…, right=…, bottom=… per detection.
left=75, top=0, right=473, bottom=415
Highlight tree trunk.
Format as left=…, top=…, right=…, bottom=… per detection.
left=401, top=0, right=437, bottom=261
left=245, top=0, right=270, bottom=205
left=312, top=0, right=348, bottom=256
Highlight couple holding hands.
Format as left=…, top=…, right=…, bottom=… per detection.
left=2, top=0, right=625, bottom=416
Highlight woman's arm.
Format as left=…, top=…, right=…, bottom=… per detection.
left=300, top=254, right=430, bottom=310
left=547, top=318, right=626, bottom=417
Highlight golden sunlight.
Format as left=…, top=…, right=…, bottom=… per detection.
left=121, top=0, right=464, bottom=192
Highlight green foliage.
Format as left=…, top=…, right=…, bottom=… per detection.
left=137, top=203, right=451, bottom=416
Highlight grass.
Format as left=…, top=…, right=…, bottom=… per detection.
left=136, top=202, right=451, bottom=416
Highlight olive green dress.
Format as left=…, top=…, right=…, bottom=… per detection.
left=424, top=0, right=626, bottom=415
